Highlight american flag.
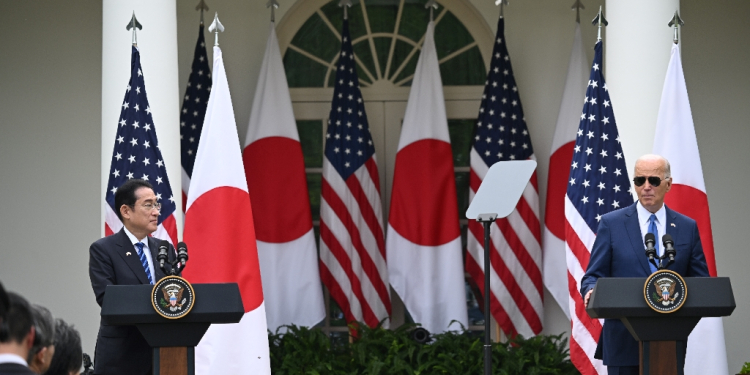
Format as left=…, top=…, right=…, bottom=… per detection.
left=179, top=25, right=212, bottom=211
left=105, top=46, right=178, bottom=245
left=465, top=17, right=543, bottom=338
left=319, top=19, right=391, bottom=328
left=565, top=40, right=633, bottom=375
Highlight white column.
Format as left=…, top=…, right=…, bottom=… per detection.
left=606, top=0, right=678, bottom=176
left=101, top=0, right=182, bottom=237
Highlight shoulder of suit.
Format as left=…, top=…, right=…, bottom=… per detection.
left=599, top=203, right=634, bottom=223
left=90, top=229, right=128, bottom=249
left=666, top=206, right=698, bottom=226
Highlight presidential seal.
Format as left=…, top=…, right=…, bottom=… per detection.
left=152, top=276, right=195, bottom=319
left=644, top=269, right=687, bottom=313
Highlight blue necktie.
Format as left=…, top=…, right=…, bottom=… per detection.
left=648, top=214, right=660, bottom=273
left=135, top=242, right=154, bottom=285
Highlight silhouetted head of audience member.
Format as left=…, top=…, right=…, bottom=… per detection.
left=0, top=281, right=9, bottom=326
left=0, top=292, right=36, bottom=363
left=28, top=305, right=56, bottom=374
left=43, top=319, right=82, bottom=375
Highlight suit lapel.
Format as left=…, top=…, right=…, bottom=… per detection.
left=115, top=229, right=151, bottom=284
left=624, top=204, right=652, bottom=275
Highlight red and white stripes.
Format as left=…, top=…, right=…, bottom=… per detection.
left=466, top=149, right=543, bottom=337
left=320, top=156, right=390, bottom=328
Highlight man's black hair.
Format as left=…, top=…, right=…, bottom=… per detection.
left=0, top=280, right=8, bottom=324
left=114, top=179, right=154, bottom=221
left=0, top=292, right=34, bottom=344
left=43, top=319, right=83, bottom=375
left=29, top=304, right=55, bottom=361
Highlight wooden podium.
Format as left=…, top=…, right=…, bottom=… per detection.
left=101, top=283, right=244, bottom=375
left=586, top=277, right=735, bottom=375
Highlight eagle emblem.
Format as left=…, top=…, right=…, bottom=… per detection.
left=161, top=283, right=186, bottom=311
left=644, top=270, right=686, bottom=313
left=653, top=278, right=679, bottom=306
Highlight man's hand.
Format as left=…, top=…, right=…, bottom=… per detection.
left=584, top=289, right=593, bottom=307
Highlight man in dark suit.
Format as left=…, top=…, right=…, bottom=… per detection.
left=0, top=292, right=37, bottom=375
left=580, top=154, right=709, bottom=375
left=89, top=179, right=175, bottom=375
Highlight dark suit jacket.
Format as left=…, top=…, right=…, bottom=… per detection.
left=0, top=363, right=35, bottom=375
left=89, top=229, right=176, bottom=375
left=579, top=203, right=709, bottom=366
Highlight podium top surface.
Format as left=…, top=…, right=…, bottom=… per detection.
left=101, top=283, right=244, bottom=326
left=587, top=277, right=735, bottom=319
left=465, top=160, right=536, bottom=220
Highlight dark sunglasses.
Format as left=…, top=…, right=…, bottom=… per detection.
left=633, top=176, right=669, bottom=187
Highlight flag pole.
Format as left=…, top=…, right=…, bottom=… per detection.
left=196, top=0, right=209, bottom=26
left=425, top=0, right=438, bottom=22
left=572, top=0, right=585, bottom=24
left=208, top=12, right=224, bottom=47
left=267, top=0, right=280, bottom=23
left=668, top=10, right=684, bottom=44
left=477, top=214, right=497, bottom=375
left=338, top=0, right=352, bottom=21
left=592, top=6, right=608, bottom=42
left=126, top=12, right=142, bottom=47
left=495, top=0, right=508, bottom=18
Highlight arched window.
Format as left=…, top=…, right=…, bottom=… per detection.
left=277, top=0, right=496, bottom=340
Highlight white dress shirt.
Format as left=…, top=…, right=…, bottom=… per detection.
left=0, top=353, right=28, bottom=366
left=636, top=201, right=667, bottom=256
left=123, top=226, right=156, bottom=282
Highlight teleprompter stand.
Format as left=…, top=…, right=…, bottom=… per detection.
left=465, top=160, right=537, bottom=375
left=101, top=283, right=244, bottom=375
left=586, top=277, right=735, bottom=375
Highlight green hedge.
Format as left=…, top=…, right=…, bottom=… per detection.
left=269, top=323, right=579, bottom=375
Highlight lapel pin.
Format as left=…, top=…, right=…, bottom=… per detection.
left=671, top=223, right=676, bottom=227
left=126, top=251, right=132, bottom=256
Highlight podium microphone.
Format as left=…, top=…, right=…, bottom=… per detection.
left=157, top=240, right=169, bottom=271
left=662, top=234, right=676, bottom=263
left=644, top=233, right=657, bottom=266
left=177, top=242, right=189, bottom=271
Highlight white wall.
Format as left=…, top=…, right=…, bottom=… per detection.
left=1, top=0, right=747, bottom=372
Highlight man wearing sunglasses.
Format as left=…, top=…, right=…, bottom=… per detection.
left=580, top=154, right=709, bottom=375
left=88, top=179, right=177, bottom=375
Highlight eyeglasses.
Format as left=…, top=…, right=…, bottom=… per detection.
left=633, top=176, right=669, bottom=187
left=133, top=202, right=162, bottom=212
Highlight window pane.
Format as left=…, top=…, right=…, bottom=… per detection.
left=366, top=0, right=399, bottom=34
left=455, top=172, right=470, bottom=220
left=320, top=0, right=367, bottom=41
left=284, top=49, right=330, bottom=88
left=307, top=173, right=321, bottom=222
left=296, top=120, right=324, bottom=168
left=392, top=39, right=419, bottom=85
left=434, top=11, right=473, bottom=60
left=448, top=119, right=473, bottom=167
left=352, top=42, right=376, bottom=85
left=373, top=37, right=392, bottom=78
left=440, top=46, right=486, bottom=86
left=397, top=0, right=430, bottom=43
left=329, top=298, right=348, bottom=327
left=290, top=13, right=341, bottom=63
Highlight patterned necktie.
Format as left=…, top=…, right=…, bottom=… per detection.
left=135, top=242, right=154, bottom=285
left=648, top=214, right=660, bottom=273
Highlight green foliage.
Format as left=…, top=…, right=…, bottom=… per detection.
left=739, top=362, right=750, bottom=374
left=268, top=323, right=579, bottom=375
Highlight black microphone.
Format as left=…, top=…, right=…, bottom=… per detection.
left=177, top=242, right=189, bottom=269
left=157, top=240, right=169, bottom=271
left=644, top=233, right=657, bottom=265
left=662, top=234, right=676, bottom=262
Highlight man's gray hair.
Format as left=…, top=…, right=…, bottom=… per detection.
left=28, top=304, right=55, bottom=360
left=635, top=154, right=671, bottom=179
